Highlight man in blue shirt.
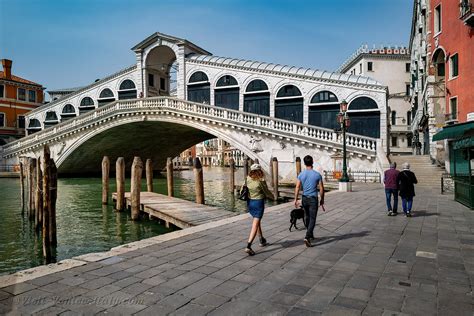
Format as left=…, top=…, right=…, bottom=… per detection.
left=294, top=155, right=324, bottom=247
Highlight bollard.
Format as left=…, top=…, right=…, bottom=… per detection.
left=194, top=157, right=205, bottom=204
left=295, top=157, right=302, bottom=177
left=42, top=146, right=51, bottom=261
left=50, top=161, right=58, bottom=247
left=229, top=158, right=235, bottom=192
left=115, top=157, right=125, bottom=211
left=166, top=157, right=174, bottom=197
left=102, top=156, right=110, bottom=205
left=130, top=157, right=143, bottom=220
left=146, top=159, right=153, bottom=192
left=272, top=157, right=279, bottom=198
left=35, top=157, right=43, bottom=231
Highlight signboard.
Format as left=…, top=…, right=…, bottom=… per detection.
left=467, top=112, right=474, bottom=122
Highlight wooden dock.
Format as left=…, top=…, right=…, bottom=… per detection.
left=112, top=192, right=235, bottom=229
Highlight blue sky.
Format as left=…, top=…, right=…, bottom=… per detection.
left=0, top=0, right=412, bottom=92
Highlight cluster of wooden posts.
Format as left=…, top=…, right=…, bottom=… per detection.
left=101, top=156, right=206, bottom=220
left=19, top=145, right=58, bottom=262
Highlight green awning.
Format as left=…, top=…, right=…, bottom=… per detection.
left=432, top=121, right=474, bottom=141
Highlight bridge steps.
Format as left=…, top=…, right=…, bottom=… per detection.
left=391, top=155, right=445, bottom=187
left=112, top=192, right=234, bottom=229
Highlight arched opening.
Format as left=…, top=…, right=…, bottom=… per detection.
left=308, top=91, right=339, bottom=129
left=275, top=85, right=303, bottom=123
left=79, top=97, right=95, bottom=114
left=433, top=49, right=446, bottom=80
left=214, top=75, right=239, bottom=110
left=244, top=79, right=270, bottom=116
left=118, top=80, right=137, bottom=100
left=187, top=71, right=210, bottom=104
left=61, top=104, right=77, bottom=121
left=27, top=118, right=41, bottom=134
left=348, top=97, right=380, bottom=138
left=98, top=88, right=115, bottom=107
left=145, top=45, right=177, bottom=97
left=44, top=111, right=59, bottom=128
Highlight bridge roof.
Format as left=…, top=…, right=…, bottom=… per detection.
left=186, top=54, right=384, bottom=87
left=131, top=32, right=212, bottom=55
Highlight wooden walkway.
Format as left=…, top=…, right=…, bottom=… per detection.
left=111, top=192, right=235, bottom=229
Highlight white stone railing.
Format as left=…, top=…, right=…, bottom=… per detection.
left=2, top=97, right=377, bottom=157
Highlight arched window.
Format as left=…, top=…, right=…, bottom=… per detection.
left=348, top=97, right=380, bottom=138
left=275, top=85, right=303, bottom=123
left=187, top=71, right=210, bottom=104
left=61, top=104, right=77, bottom=121
left=308, top=91, right=339, bottom=129
left=244, top=80, right=270, bottom=116
left=98, top=88, right=115, bottom=107
left=44, top=111, right=59, bottom=128
left=118, top=79, right=137, bottom=100
left=215, top=75, right=239, bottom=110
left=79, top=97, right=95, bottom=114
left=27, top=118, right=41, bottom=134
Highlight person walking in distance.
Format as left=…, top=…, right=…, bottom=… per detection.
left=384, top=162, right=400, bottom=216
left=244, top=164, right=275, bottom=256
left=397, top=163, right=418, bottom=217
left=294, top=155, right=324, bottom=247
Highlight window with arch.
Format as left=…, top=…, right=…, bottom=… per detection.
left=98, top=88, right=115, bottom=106
left=27, top=118, right=41, bottom=134
left=44, top=111, right=59, bottom=128
left=347, top=97, right=380, bottom=138
left=187, top=71, right=210, bottom=104
left=275, top=85, right=303, bottom=123
left=215, top=75, right=239, bottom=110
left=79, top=97, right=95, bottom=114
left=244, top=79, right=270, bottom=116
left=308, top=91, right=339, bottom=129
left=61, top=104, right=77, bottom=121
left=118, top=79, right=137, bottom=100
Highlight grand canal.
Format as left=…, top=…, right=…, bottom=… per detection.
left=0, top=167, right=266, bottom=275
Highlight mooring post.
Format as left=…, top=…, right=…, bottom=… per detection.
left=146, top=159, right=153, bottom=192
left=101, top=156, right=110, bottom=205
left=42, top=146, right=51, bottom=261
left=194, top=157, right=205, bottom=204
left=35, top=157, right=43, bottom=231
left=295, top=156, right=302, bottom=177
left=115, top=157, right=125, bottom=211
left=130, top=156, right=143, bottom=220
left=29, top=158, right=37, bottom=220
left=272, top=157, right=279, bottom=198
left=243, top=155, right=249, bottom=178
left=166, top=157, right=174, bottom=197
left=19, top=160, right=25, bottom=211
left=270, top=157, right=274, bottom=187
left=27, top=158, right=35, bottom=217
left=229, top=158, right=235, bottom=192
left=50, top=161, right=58, bottom=247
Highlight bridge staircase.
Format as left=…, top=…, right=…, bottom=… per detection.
left=391, top=155, right=445, bottom=188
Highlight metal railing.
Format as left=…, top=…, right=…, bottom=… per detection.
left=323, top=170, right=380, bottom=183
left=2, top=97, right=378, bottom=158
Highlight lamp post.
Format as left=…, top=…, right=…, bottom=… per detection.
left=337, top=100, right=351, bottom=190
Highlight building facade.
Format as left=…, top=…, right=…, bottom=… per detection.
left=338, top=45, right=413, bottom=155
left=0, top=59, right=44, bottom=145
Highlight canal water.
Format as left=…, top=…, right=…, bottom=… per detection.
left=0, top=167, right=272, bottom=275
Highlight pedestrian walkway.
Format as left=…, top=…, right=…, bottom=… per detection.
left=0, top=184, right=473, bottom=315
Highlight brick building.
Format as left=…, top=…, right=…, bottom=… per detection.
left=0, top=59, right=44, bottom=145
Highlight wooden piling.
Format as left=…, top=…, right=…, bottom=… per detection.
left=130, top=157, right=143, bottom=220
left=42, top=146, right=51, bottom=261
left=28, top=158, right=35, bottom=217
left=102, top=156, right=110, bottom=205
left=272, top=157, right=279, bottom=198
left=29, top=158, right=37, bottom=220
left=243, top=155, right=249, bottom=178
left=146, top=159, right=153, bottom=192
left=295, top=156, right=302, bottom=177
left=194, top=157, right=205, bottom=204
left=115, top=157, right=125, bottom=211
left=19, top=160, right=25, bottom=211
left=50, top=161, right=58, bottom=247
left=229, top=158, right=235, bottom=192
left=35, top=157, right=43, bottom=231
left=270, top=157, right=274, bottom=187
left=166, top=157, right=174, bottom=197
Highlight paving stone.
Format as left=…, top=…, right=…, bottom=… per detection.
left=27, top=275, right=63, bottom=287
left=169, top=303, right=216, bottom=316
left=333, top=295, right=367, bottom=311
left=98, top=302, right=148, bottom=315
left=323, top=304, right=362, bottom=316
left=208, top=298, right=260, bottom=316
left=287, top=306, right=322, bottom=316
left=268, top=291, right=302, bottom=306
left=209, top=280, right=249, bottom=297
left=192, top=293, right=229, bottom=308
left=2, top=282, right=37, bottom=295
left=339, top=287, right=371, bottom=301
left=177, top=276, right=223, bottom=299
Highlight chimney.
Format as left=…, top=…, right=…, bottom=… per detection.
left=2, top=59, right=12, bottom=79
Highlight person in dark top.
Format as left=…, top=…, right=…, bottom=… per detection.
left=384, top=162, right=400, bottom=216
left=397, top=163, right=418, bottom=217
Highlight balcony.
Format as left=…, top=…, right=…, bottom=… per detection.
left=445, top=113, right=459, bottom=125
left=391, top=125, right=410, bottom=133
left=460, top=1, right=474, bottom=26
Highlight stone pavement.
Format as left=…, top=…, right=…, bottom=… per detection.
left=0, top=184, right=473, bottom=315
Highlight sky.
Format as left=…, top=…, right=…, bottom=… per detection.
left=0, top=0, right=413, bottom=93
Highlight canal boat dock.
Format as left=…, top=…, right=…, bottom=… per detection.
left=112, top=192, right=235, bottom=228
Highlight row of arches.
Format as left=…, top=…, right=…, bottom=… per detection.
left=187, top=71, right=380, bottom=138
left=28, top=80, right=138, bottom=133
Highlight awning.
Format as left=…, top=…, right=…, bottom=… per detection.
left=432, top=121, right=474, bottom=141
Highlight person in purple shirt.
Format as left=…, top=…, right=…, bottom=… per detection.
left=384, top=162, right=400, bottom=216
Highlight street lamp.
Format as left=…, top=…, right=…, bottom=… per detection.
left=337, top=100, right=351, bottom=184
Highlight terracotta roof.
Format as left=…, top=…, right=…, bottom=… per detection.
left=0, top=71, right=43, bottom=87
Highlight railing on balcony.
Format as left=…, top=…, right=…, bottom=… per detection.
left=460, top=0, right=474, bottom=26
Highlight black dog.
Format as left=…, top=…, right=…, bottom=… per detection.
left=289, top=207, right=306, bottom=231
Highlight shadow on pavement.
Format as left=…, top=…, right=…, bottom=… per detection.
left=412, top=210, right=438, bottom=217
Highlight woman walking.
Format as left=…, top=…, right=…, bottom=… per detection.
left=397, top=163, right=418, bottom=217
left=244, top=164, right=275, bottom=256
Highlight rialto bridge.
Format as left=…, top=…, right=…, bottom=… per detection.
left=1, top=32, right=390, bottom=181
